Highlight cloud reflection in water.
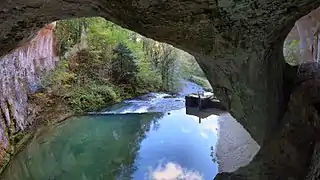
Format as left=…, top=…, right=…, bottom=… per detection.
left=148, top=162, right=204, bottom=180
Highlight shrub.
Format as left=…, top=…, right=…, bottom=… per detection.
left=110, top=43, right=138, bottom=86
left=65, top=83, right=120, bottom=112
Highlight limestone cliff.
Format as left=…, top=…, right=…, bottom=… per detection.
left=0, top=23, right=57, bottom=164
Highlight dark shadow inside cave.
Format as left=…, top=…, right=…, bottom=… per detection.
left=2, top=1, right=320, bottom=180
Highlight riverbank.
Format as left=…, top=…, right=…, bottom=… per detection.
left=0, top=92, right=72, bottom=174
left=0, top=80, right=218, bottom=180
left=0, top=79, right=200, bottom=175
left=0, top=87, right=155, bottom=175
left=0, top=80, right=262, bottom=179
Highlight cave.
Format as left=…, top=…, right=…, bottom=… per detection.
left=2, top=0, right=320, bottom=179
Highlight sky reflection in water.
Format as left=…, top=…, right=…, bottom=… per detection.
left=2, top=81, right=219, bottom=180
left=2, top=109, right=219, bottom=180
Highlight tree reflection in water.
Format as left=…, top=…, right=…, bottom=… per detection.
left=1, top=113, right=163, bottom=180
left=2, top=108, right=220, bottom=180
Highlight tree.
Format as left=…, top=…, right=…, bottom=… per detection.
left=141, top=37, right=180, bottom=91
left=111, top=43, right=138, bottom=87
left=284, top=39, right=300, bottom=65
left=55, top=18, right=89, bottom=56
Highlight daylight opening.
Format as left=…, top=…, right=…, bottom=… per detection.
left=0, top=16, right=259, bottom=180
left=284, top=7, right=320, bottom=68
left=48, top=17, right=212, bottom=112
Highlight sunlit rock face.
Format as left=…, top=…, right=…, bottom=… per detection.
left=286, top=7, right=320, bottom=64
left=216, top=113, right=260, bottom=173
left=0, top=23, right=57, bottom=151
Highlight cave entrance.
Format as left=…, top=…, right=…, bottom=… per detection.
left=0, top=15, right=260, bottom=179
left=52, top=16, right=261, bottom=176
left=50, top=17, right=213, bottom=111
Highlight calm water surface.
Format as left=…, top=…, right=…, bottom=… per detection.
left=2, top=81, right=219, bottom=180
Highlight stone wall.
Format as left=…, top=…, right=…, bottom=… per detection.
left=0, top=23, right=57, bottom=155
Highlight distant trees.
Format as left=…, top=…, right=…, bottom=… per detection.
left=111, top=43, right=138, bottom=87
left=142, top=38, right=178, bottom=91
left=54, top=18, right=89, bottom=56
left=284, top=39, right=300, bottom=65
left=45, top=17, right=206, bottom=112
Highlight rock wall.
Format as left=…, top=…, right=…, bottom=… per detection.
left=0, top=0, right=319, bottom=147
left=0, top=23, right=57, bottom=154
left=2, top=1, right=320, bottom=179
left=216, top=113, right=260, bottom=173
left=286, top=7, right=320, bottom=64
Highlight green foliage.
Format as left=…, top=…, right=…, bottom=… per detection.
left=141, top=38, right=181, bottom=92
left=284, top=39, right=299, bottom=65
left=65, top=83, right=120, bottom=112
left=41, top=59, right=75, bottom=93
left=188, top=76, right=212, bottom=90
left=135, top=56, right=162, bottom=92
left=42, top=60, right=120, bottom=112
left=174, top=49, right=206, bottom=79
left=110, top=43, right=138, bottom=86
left=49, top=16, right=208, bottom=113
left=54, top=18, right=88, bottom=56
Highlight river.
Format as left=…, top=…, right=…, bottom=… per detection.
left=1, top=81, right=259, bottom=180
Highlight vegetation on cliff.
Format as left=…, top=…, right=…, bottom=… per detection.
left=284, top=39, right=300, bottom=65
left=42, top=17, right=204, bottom=113
left=0, top=16, right=208, bottom=174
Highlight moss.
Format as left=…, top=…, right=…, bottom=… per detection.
left=0, top=130, right=34, bottom=175
left=0, top=91, right=74, bottom=175
left=0, top=151, right=11, bottom=175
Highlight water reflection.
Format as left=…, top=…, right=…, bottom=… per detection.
left=149, top=162, right=203, bottom=180
left=132, top=109, right=218, bottom=180
left=215, top=113, right=260, bottom=173
left=2, top=109, right=218, bottom=180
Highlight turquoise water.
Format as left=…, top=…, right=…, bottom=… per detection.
left=2, top=109, right=218, bottom=180
left=2, top=81, right=219, bottom=180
